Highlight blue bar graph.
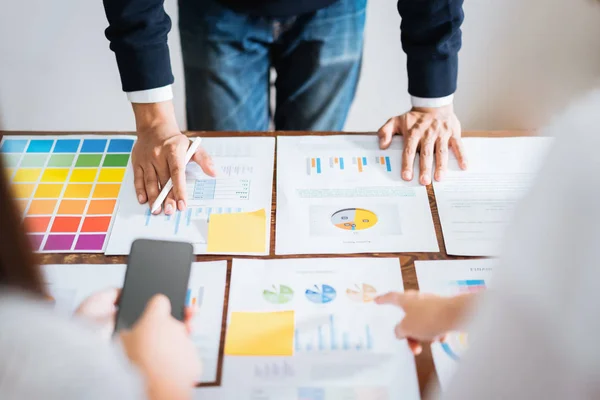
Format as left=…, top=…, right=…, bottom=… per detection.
left=295, top=314, right=375, bottom=353
left=186, top=208, right=192, bottom=226
left=385, top=156, right=391, bottom=172
left=362, top=157, right=367, bottom=166
left=330, top=314, right=336, bottom=350
left=144, top=208, right=151, bottom=226
left=316, top=158, right=321, bottom=174
left=174, top=210, right=182, bottom=234
left=340, top=158, right=344, bottom=170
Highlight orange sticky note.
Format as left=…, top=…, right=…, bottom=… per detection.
left=224, top=311, right=295, bottom=356
left=206, top=209, right=267, bottom=253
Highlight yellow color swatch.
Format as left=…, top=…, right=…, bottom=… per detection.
left=13, top=168, right=42, bottom=183
left=98, top=168, right=125, bottom=183
left=70, top=169, right=98, bottom=183
left=207, top=209, right=267, bottom=253
left=93, top=184, right=121, bottom=198
left=64, top=184, right=92, bottom=198
left=34, top=184, right=63, bottom=198
left=12, top=183, right=35, bottom=199
left=224, top=311, right=295, bottom=356
left=40, top=168, right=69, bottom=183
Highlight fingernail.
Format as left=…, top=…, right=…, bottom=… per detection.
left=402, top=171, right=412, bottom=180
left=137, top=194, right=145, bottom=204
left=165, top=204, right=173, bottom=214
left=152, top=206, right=161, bottom=215
left=178, top=200, right=186, bottom=211
left=421, top=175, right=431, bottom=185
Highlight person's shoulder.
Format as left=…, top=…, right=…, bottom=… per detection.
left=0, top=291, right=145, bottom=400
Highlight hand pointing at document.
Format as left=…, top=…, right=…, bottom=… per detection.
left=131, top=101, right=216, bottom=215
left=378, top=104, right=467, bottom=185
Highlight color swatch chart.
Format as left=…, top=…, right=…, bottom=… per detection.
left=1, top=135, right=134, bottom=252
left=192, top=179, right=250, bottom=200
left=306, top=156, right=392, bottom=175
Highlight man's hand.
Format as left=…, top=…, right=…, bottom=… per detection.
left=375, top=291, right=473, bottom=355
left=378, top=105, right=467, bottom=185
left=132, top=101, right=216, bottom=215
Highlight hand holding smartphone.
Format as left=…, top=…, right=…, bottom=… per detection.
left=114, top=239, right=194, bottom=333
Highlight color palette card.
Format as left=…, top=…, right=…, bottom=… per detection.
left=1, top=135, right=135, bottom=253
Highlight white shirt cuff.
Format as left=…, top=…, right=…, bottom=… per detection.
left=126, top=85, right=173, bottom=103
left=411, top=94, right=454, bottom=108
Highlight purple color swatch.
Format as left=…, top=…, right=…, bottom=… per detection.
left=43, top=235, right=75, bottom=251
left=28, top=234, right=44, bottom=251
left=75, top=234, right=106, bottom=251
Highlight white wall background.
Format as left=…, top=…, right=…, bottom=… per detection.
left=1, top=0, right=600, bottom=132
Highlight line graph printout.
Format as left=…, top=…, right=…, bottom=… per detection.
left=415, top=259, right=496, bottom=391
left=42, top=261, right=227, bottom=384
left=105, top=137, right=274, bottom=255
left=221, top=258, right=419, bottom=399
left=276, top=135, right=438, bottom=255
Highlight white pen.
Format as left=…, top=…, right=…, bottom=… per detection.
left=150, top=137, right=202, bottom=214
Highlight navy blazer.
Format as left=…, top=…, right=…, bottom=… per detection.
left=103, top=0, right=463, bottom=99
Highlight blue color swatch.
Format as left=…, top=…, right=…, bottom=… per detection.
left=80, top=139, right=107, bottom=153
left=108, top=139, right=134, bottom=153
left=0, top=139, right=28, bottom=153
left=53, top=139, right=80, bottom=153
left=26, top=140, right=54, bottom=153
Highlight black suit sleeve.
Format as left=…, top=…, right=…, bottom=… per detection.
left=102, top=0, right=174, bottom=92
left=397, top=0, right=464, bottom=99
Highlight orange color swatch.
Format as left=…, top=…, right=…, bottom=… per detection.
left=57, top=199, right=87, bottom=215
left=81, top=216, right=111, bottom=232
left=51, top=216, right=82, bottom=233
left=64, top=184, right=92, bottom=198
left=34, top=184, right=63, bottom=198
left=25, top=216, right=51, bottom=233
left=87, top=199, right=116, bottom=215
left=28, top=200, right=57, bottom=215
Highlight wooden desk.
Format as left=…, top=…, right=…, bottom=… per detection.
left=1, top=130, right=530, bottom=395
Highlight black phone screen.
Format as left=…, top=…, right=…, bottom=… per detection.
left=114, top=239, right=194, bottom=332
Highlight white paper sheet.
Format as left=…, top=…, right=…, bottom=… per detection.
left=105, top=137, right=275, bottom=255
left=275, top=135, right=438, bottom=255
left=41, top=261, right=227, bottom=383
left=219, top=258, right=420, bottom=399
left=414, top=259, right=496, bottom=390
left=433, top=137, right=553, bottom=256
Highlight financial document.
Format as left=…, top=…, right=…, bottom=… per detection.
left=276, top=135, right=438, bottom=255
left=42, top=261, right=227, bottom=383
left=216, top=258, right=420, bottom=399
left=433, top=137, right=553, bottom=256
left=415, top=259, right=496, bottom=390
left=105, top=137, right=274, bottom=255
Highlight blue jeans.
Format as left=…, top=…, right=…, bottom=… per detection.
left=179, top=0, right=366, bottom=131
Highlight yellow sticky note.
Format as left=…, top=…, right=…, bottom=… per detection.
left=207, top=209, right=267, bottom=253
left=225, top=311, right=295, bottom=356
left=98, top=168, right=125, bottom=183
left=40, top=168, right=69, bottom=183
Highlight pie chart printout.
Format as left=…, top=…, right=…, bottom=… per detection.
left=346, top=283, right=377, bottom=303
left=305, top=284, right=337, bottom=304
left=263, top=284, right=294, bottom=304
left=331, top=208, right=378, bottom=231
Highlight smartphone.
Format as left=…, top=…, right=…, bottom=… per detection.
left=114, top=239, right=194, bottom=333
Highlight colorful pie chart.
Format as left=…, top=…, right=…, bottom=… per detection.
left=346, top=283, right=378, bottom=302
left=263, top=284, right=294, bottom=304
left=331, top=208, right=378, bottom=231
left=441, top=332, right=469, bottom=361
left=305, top=284, right=337, bottom=304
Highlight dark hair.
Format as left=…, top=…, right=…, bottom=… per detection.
left=0, top=153, right=45, bottom=295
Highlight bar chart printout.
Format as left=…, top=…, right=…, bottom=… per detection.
left=307, top=156, right=392, bottom=175
left=294, top=314, right=374, bottom=353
